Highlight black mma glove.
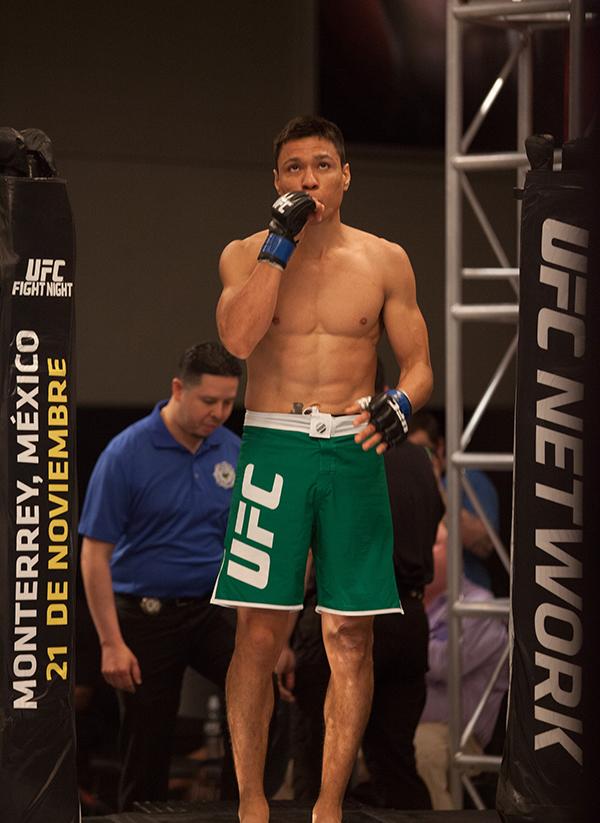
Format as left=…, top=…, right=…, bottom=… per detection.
left=258, top=191, right=316, bottom=269
left=358, top=389, right=413, bottom=448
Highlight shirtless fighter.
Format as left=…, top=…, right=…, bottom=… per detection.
left=211, top=115, right=433, bottom=823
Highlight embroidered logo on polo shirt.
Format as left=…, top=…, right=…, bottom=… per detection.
left=213, top=461, right=235, bottom=489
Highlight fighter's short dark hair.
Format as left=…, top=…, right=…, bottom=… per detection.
left=177, top=342, right=242, bottom=384
left=273, top=115, right=346, bottom=169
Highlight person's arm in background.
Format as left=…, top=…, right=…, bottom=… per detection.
left=426, top=609, right=449, bottom=685
left=461, top=510, right=493, bottom=559
left=426, top=461, right=492, bottom=561
left=274, top=551, right=315, bottom=702
left=459, top=612, right=507, bottom=677
left=424, top=522, right=450, bottom=683
left=80, top=537, right=141, bottom=693
left=433, top=473, right=493, bottom=560
left=461, top=470, right=500, bottom=560
left=274, top=612, right=299, bottom=703
left=78, top=443, right=140, bottom=693
left=428, top=613, right=507, bottom=684
left=427, top=586, right=507, bottom=683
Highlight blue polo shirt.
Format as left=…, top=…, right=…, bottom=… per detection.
left=463, top=470, right=499, bottom=590
left=443, top=469, right=500, bottom=591
left=78, top=401, right=240, bottom=598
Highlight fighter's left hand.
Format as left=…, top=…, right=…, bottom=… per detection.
left=344, top=400, right=388, bottom=455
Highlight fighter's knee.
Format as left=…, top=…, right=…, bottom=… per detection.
left=323, top=619, right=373, bottom=662
left=235, top=612, right=287, bottom=665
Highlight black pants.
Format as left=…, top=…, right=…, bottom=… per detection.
left=115, top=595, right=238, bottom=810
left=292, top=594, right=432, bottom=810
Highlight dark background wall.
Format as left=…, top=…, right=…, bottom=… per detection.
left=1, top=0, right=519, bottom=410
left=1, top=1, right=318, bottom=406
left=1, top=6, right=522, bottom=797
left=2, top=1, right=517, bottom=591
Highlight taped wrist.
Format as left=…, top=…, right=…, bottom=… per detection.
left=368, top=389, right=413, bottom=447
left=258, top=233, right=296, bottom=269
left=386, top=389, right=412, bottom=419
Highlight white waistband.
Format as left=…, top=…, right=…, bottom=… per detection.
left=244, top=410, right=365, bottom=438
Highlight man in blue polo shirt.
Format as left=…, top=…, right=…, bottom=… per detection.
left=79, top=342, right=242, bottom=810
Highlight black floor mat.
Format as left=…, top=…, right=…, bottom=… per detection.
left=84, top=799, right=502, bottom=822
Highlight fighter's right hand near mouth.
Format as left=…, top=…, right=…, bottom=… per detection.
left=258, top=191, right=319, bottom=270
left=217, top=192, right=324, bottom=359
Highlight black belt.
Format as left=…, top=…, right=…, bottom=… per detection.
left=115, top=593, right=207, bottom=615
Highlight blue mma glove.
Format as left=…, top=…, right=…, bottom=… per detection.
left=258, top=191, right=316, bottom=269
left=359, top=389, right=413, bottom=448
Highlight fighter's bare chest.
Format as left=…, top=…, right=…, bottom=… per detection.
left=271, top=259, right=384, bottom=337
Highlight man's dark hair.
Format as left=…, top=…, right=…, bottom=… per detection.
left=273, top=115, right=347, bottom=170
left=177, top=342, right=242, bottom=384
left=408, top=410, right=443, bottom=446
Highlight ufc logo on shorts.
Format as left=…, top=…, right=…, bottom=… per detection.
left=227, top=464, right=283, bottom=589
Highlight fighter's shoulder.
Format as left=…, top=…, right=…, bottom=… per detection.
left=219, top=231, right=268, bottom=284
left=345, top=226, right=411, bottom=270
left=220, top=231, right=267, bottom=263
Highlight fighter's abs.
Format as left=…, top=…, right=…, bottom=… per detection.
left=245, top=330, right=379, bottom=414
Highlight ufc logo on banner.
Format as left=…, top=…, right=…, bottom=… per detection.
left=537, top=218, right=588, bottom=358
left=226, top=464, right=283, bottom=589
left=25, top=258, right=66, bottom=282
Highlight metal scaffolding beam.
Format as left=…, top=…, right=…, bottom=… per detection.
left=444, top=0, right=587, bottom=809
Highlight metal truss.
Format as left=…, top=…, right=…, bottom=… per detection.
left=445, top=0, right=588, bottom=809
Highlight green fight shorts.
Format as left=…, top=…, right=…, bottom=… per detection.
left=211, top=410, right=402, bottom=615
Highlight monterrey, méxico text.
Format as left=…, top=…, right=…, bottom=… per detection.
left=534, top=217, right=587, bottom=765
left=11, top=330, right=72, bottom=708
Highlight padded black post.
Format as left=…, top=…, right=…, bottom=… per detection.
left=496, top=140, right=589, bottom=822
left=0, top=162, right=78, bottom=822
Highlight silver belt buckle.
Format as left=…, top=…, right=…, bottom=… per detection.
left=309, top=411, right=332, bottom=439
left=140, top=596, right=162, bottom=615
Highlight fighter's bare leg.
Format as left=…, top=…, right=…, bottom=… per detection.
left=226, top=607, right=291, bottom=823
left=312, top=613, right=375, bottom=823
